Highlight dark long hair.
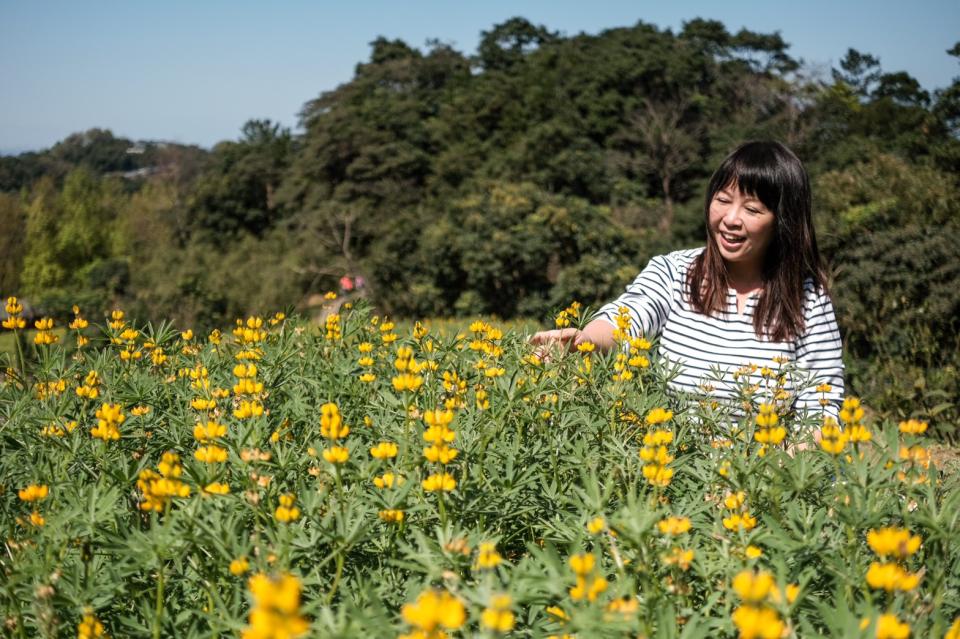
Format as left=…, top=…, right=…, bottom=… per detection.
left=686, top=141, right=828, bottom=342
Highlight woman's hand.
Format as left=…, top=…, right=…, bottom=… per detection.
left=528, top=320, right=618, bottom=362
left=528, top=328, right=581, bottom=362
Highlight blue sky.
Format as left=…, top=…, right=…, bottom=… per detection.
left=1, top=0, right=958, bottom=154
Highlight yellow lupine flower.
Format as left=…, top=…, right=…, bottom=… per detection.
left=400, top=589, right=466, bottom=634
left=898, top=419, right=928, bottom=435
left=661, top=547, right=694, bottom=570
left=568, top=553, right=595, bottom=576
left=865, top=562, right=921, bottom=591
left=230, top=557, right=250, bottom=576
left=657, top=516, right=691, bottom=536
left=323, top=446, right=349, bottom=464
left=723, top=512, right=758, bottom=532
left=867, top=527, right=922, bottom=558
left=587, top=517, right=606, bottom=534
left=422, top=472, right=456, bottom=492
left=839, top=397, right=865, bottom=424
left=369, top=441, right=398, bottom=459
left=724, top=491, right=746, bottom=510
left=481, top=594, right=515, bottom=632
left=193, top=421, right=227, bottom=441
left=732, top=570, right=775, bottom=602
left=860, top=614, right=910, bottom=639
left=944, top=618, right=960, bottom=639
left=274, top=494, right=301, bottom=522
left=731, top=605, right=783, bottom=639
left=378, top=509, right=404, bottom=523
left=243, top=572, right=309, bottom=639
left=423, top=444, right=458, bottom=464
left=77, top=609, right=107, bottom=638
left=203, top=482, right=230, bottom=495
left=195, top=445, right=228, bottom=463
left=18, top=484, right=49, bottom=502
left=475, top=542, right=502, bottom=569
left=569, top=575, right=607, bottom=602
left=373, top=472, right=403, bottom=489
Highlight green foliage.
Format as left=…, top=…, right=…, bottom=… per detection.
left=0, top=309, right=957, bottom=637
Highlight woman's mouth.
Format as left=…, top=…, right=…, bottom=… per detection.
left=719, top=232, right=746, bottom=250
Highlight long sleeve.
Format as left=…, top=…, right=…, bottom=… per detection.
left=792, top=289, right=845, bottom=421
left=593, top=254, right=675, bottom=339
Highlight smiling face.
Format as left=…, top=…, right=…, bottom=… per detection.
left=708, top=183, right=776, bottom=283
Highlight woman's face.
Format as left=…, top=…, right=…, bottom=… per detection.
left=708, top=183, right=776, bottom=279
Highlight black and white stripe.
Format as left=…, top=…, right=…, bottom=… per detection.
left=594, top=248, right=844, bottom=419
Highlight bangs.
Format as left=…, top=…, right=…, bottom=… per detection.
left=707, top=144, right=786, bottom=214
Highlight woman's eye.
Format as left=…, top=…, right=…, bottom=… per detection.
left=747, top=208, right=760, bottom=214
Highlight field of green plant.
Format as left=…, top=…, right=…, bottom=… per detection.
left=1, top=297, right=958, bottom=638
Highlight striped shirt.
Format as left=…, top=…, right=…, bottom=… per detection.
left=595, top=247, right=844, bottom=420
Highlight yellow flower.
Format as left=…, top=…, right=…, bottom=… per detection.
left=643, top=407, right=674, bottom=426
left=819, top=417, right=847, bottom=455
left=606, top=596, right=639, bottom=615
left=657, top=516, right=692, bottom=536
left=28, top=510, right=45, bottom=526
left=568, top=553, right=595, bottom=576
left=422, top=472, right=456, bottom=492
left=865, top=562, right=921, bottom=591
left=194, top=421, right=227, bottom=441
left=378, top=509, right=405, bottom=523
left=243, top=572, right=309, bottom=639
left=323, top=446, right=349, bottom=464
left=732, top=570, right=775, bottom=603
left=481, top=594, right=515, bottom=633
left=319, top=402, right=350, bottom=439
left=230, top=557, right=250, bottom=576
left=745, top=545, right=763, bottom=559
left=587, top=517, right=606, bottom=534
left=359, top=372, right=376, bottom=383
left=373, top=472, right=403, bottom=489
left=661, top=547, right=694, bottom=570
left=274, top=494, right=301, bottom=523
left=203, top=482, right=230, bottom=495
left=369, top=441, right=398, bottom=459
left=569, top=575, right=607, bottom=602
left=839, top=396, right=865, bottom=424
left=866, top=527, right=921, bottom=559
left=860, top=614, right=910, bottom=639
left=392, top=373, right=424, bottom=392
left=724, top=491, right=746, bottom=510
left=898, top=419, right=928, bottom=435
left=423, top=444, right=459, bottom=464
left=723, top=512, right=757, bottom=531
left=18, top=484, right=49, bottom=502
left=181, top=329, right=194, bottom=341
left=475, top=541, right=502, bottom=569
left=400, top=589, right=466, bottom=633
left=195, top=445, right=228, bottom=463
left=77, top=610, right=107, bottom=639
left=234, top=400, right=265, bottom=419
left=731, top=605, right=783, bottom=639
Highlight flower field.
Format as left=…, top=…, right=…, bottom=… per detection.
left=1, top=297, right=958, bottom=638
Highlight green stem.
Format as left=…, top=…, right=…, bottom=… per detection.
left=326, top=553, right=344, bottom=604
left=153, top=562, right=165, bottom=639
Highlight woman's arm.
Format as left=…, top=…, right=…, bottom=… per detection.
left=793, top=290, right=845, bottom=422
left=529, top=319, right=618, bottom=356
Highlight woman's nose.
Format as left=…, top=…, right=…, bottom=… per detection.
left=723, top=206, right=743, bottom=226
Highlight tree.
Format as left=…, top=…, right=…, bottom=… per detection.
left=476, top=17, right=556, bottom=71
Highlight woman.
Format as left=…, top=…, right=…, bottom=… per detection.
left=531, top=141, right=844, bottom=422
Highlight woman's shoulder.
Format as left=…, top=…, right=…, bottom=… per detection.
left=800, top=276, right=835, bottom=313
left=656, top=247, right=704, bottom=275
